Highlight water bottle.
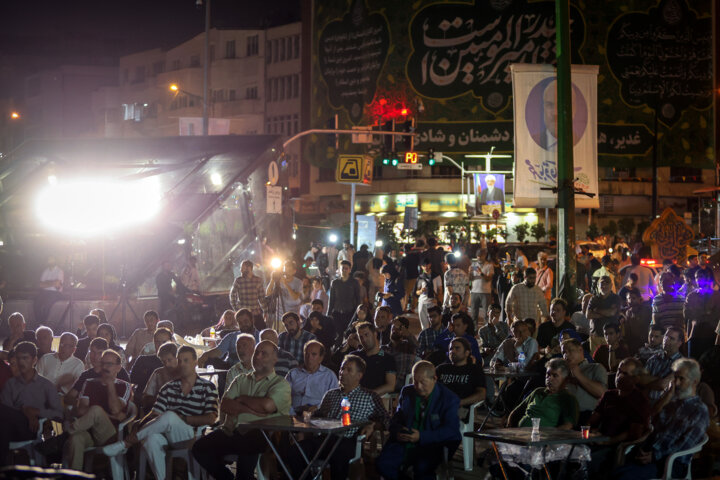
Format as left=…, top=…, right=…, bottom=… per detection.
left=341, top=396, right=351, bottom=426
left=210, top=327, right=216, bottom=339
left=517, top=351, right=526, bottom=372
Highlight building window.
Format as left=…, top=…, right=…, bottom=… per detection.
left=152, top=61, right=165, bottom=75
left=279, top=37, right=286, bottom=61
left=670, top=166, right=703, bottom=183
left=209, top=45, right=215, bottom=61
left=279, top=77, right=285, bottom=100
left=266, top=41, right=272, bottom=64
left=190, top=55, right=200, bottom=67
left=246, top=86, right=257, bottom=99
left=272, top=39, right=278, bottom=63
left=272, top=78, right=279, bottom=101
left=134, top=66, right=145, bottom=83
left=294, top=35, right=300, bottom=58
left=213, top=89, right=225, bottom=102
left=171, top=59, right=181, bottom=70
left=292, top=75, right=299, bottom=98
left=225, top=40, right=236, bottom=59
left=286, top=116, right=292, bottom=136
left=293, top=114, right=299, bottom=134
left=229, top=89, right=236, bottom=101
left=122, top=69, right=129, bottom=83
left=266, top=121, right=271, bottom=133
left=247, top=35, right=259, bottom=56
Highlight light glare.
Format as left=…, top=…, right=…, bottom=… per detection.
left=210, top=172, right=222, bottom=186
left=36, top=178, right=162, bottom=237
left=328, top=234, right=338, bottom=243
left=270, top=257, right=282, bottom=269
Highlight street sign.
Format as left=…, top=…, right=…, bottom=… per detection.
left=266, top=185, right=282, bottom=214
left=336, top=154, right=372, bottom=185
left=397, top=163, right=423, bottom=170
left=267, top=161, right=279, bottom=185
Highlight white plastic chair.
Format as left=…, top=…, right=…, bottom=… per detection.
left=8, top=418, right=47, bottom=466
left=655, top=434, right=707, bottom=480
left=84, top=402, right=138, bottom=480
left=459, top=401, right=485, bottom=471
left=137, top=425, right=205, bottom=480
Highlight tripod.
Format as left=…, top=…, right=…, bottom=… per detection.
left=109, top=266, right=141, bottom=338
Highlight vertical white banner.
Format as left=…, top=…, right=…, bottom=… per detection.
left=510, top=64, right=599, bottom=208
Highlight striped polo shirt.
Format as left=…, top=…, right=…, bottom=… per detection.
left=153, top=376, right=218, bottom=417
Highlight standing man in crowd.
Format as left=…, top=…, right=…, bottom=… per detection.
left=327, top=260, right=362, bottom=335
left=623, top=287, right=652, bottom=355
left=125, top=310, right=159, bottom=367
left=586, top=276, right=620, bottom=352
left=444, top=253, right=469, bottom=308
left=505, top=268, right=548, bottom=325
left=535, top=252, right=554, bottom=308
left=266, top=260, right=303, bottom=317
left=416, top=258, right=441, bottom=329
left=469, top=249, right=494, bottom=326
left=230, top=260, right=266, bottom=329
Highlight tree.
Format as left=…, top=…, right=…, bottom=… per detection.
left=636, top=220, right=651, bottom=239
left=513, top=223, right=530, bottom=243
left=602, top=220, right=618, bottom=239
left=530, top=223, right=547, bottom=243
left=548, top=225, right=558, bottom=240
left=618, top=218, right=635, bottom=242
left=587, top=223, right=600, bottom=240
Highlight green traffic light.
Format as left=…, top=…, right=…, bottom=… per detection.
left=429, top=158, right=435, bottom=166
left=391, top=158, right=399, bottom=166
left=382, top=158, right=389, bottom=165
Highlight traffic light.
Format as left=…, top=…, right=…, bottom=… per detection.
left=428, top=149, right=442, bottom=165
left=382, top=120, right=394, bottom=151
left=382, top=152, right=390, bottom=165
left=399, top=118, right=415, bottom=151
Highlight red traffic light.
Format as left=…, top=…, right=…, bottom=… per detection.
left=399, top=107, right=409, bottom=116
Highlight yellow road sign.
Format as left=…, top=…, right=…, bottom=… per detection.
left=336, top=155, right=369, bottom=184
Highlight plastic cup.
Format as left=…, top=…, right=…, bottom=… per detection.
left=581, top=426, right=590, bottom=439
left=531, top=417, right=541, bottom=434
left=302, top=411, right=312, bottom=423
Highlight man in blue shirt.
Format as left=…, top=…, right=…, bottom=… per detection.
left=376, top=360, right=461, bottom=480
left=285, top=340, right=337, bottom=415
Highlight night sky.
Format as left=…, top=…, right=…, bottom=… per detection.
left=0, top=0, right=299, bottom=96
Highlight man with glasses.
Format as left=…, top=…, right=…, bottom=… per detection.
left=64, top=349, right=131, bottom=470
left=0, top=342, right=63, bottom=467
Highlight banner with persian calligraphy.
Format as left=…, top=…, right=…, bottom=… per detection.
left=511, top=64, right=599, bottom=209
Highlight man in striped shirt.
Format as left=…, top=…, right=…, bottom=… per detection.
left=102, top=345, right=218, bottom=480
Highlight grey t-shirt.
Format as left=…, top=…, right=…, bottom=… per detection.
left=565, top=360, right=607, bottom=412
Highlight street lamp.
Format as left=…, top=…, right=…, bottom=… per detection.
left=10, top=112, right=20, bottom=120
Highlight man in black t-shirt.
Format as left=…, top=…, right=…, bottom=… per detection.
left=537, top=298, right=576, bottom=352
left=437, top=337, right=486, bottom=419
left=65, top=337, right=130, bottom=407
left=351, top=322, right=396, bottom=395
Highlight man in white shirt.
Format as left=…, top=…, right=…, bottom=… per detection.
left=37, top=332, right=85, bottom=395
left=34, top=256, right=65, bottom=327
left=505, top=268, right=549, bottom=326
left=266, top=261, right=304, bottom=316
left=469, top=249, right=494, bottom=326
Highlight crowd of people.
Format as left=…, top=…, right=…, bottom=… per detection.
left=0, top=236, right=719, bottom=479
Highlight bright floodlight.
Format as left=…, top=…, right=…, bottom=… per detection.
left=36, top=178, right=162, bottom=237
left=375, top=240, right=383, bottom=247
left=210, top=172, right=222, bottom=186
left=328, top=233, right=338, bottom=243
left=270, top=257, right=282, bottom=270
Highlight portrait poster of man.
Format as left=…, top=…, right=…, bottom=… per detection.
left=510, top=64, right=599, bottom=209
left=474, top=173, right=505, bottom=215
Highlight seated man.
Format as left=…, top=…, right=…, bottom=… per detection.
left=65, top=337, right=130, bottom=407
left=616, top=358, right=710, bottom=480
left=561, top=338, right=607, bottom=424
left=508, top=358, right=578, bottom=429
left=376, top=360, right=462, bottom=480
left=37, top=332, right=85, bottom=395
left=437, top=337, right=486, bottom=420
left=478, top=303, right=510, bottom=355
left=417, top=306, right=445, bottom=360
left=537, top=298, right=575, bottom=352
left=259, top=328, right=298, bottom=377
left=433, top=312, right=483, bottom=365
left=635, top=324, right=664, bottom=365
left=0, top=342, right=63, bottom=467
left=492, top=319, right=539, bottom=367
left=285, top=340, right=337, bottom=415
left=130, top=327, right=174, bottom=397
left=141, top=342, right=179, bottom=411
left=2, top=312, right=37, bottom=352
left=384, top=316, right=420, bottom=391
left=640, top=326, right=684, bottom=404
left=103, top=346, right=218, bottom=480
left=192, top=340, right=291, bottom=480
left=126, top=310, right=160, bottom=367
left=198, top=309, right=260, bottom=368
left=224, top=333, right=256, bottom=391
left=278, top=311, right=316, bottom=366
left=75, top=314, right=100, bottom=361
left=64, top=349, right=131, bottom=470
left=587, top=357, right=650, bottom=476
left=592, top=323, right=630, bottom=372
left=288, top=354, right=389, bottom=479
left=35, top=326, right=55, bottom=357
left=351, top=322, right=396, bottom=395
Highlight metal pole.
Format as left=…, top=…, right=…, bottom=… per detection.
left=652, top=106, right=658, bottom=219
left=555, top=0, right=577, bottom=307
left=202, top=0, right=210, bottom=136
left=714, top=0, right=719, bottom=237
left=350, top=183, right=356, bottom=246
